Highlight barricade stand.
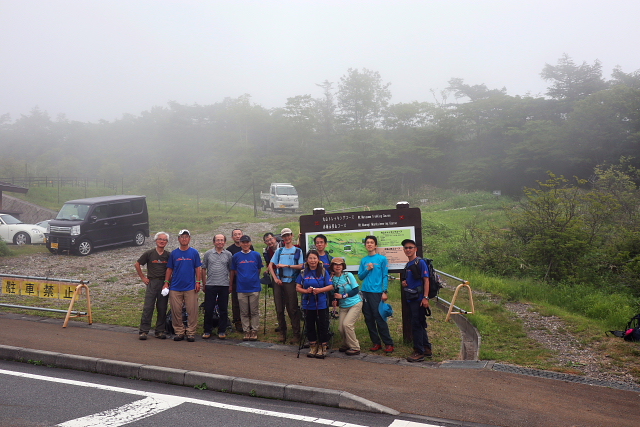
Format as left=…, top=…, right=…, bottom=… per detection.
left=0, top=274, right=92, bottom=328
left=63, top=281, right=92, bottom=328
left=445, top=280, right=475, bottom=323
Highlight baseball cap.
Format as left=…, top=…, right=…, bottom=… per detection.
left=280, top=227, right=293, bottom=236
left=239, top=235, right=252, bottom=242
left=379, top=301, right=394, bottom=321
left=179, top=229, right=190, bottom=236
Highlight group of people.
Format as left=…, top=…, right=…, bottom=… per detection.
left=135, top=227, right=434, bottom=362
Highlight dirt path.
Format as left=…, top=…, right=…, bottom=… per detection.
left=504, top=302, right=639, bottom=387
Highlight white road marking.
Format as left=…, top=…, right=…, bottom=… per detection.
left=0, top=369, right=368, bottom=426
left=58, top=396, right=180, bottom=427
left=388, top=420, right=440, bottom=427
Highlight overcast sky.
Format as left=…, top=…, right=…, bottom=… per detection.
left=2, top=0, right=639, bottom=123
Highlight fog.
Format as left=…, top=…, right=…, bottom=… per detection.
left=2, top=0, right=639, bottom=123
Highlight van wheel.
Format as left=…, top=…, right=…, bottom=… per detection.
left=14, top=232, right=31, bottom=245
left=76, top=239, right=92, bottom=256
left=134, top=231, right=146, bottom=246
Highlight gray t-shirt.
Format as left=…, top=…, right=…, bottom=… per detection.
left=202, top=249, right=233, bottom=286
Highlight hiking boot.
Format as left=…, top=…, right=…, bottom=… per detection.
left=424, top=347, right=433, bottom=358
left=279, top=332, right=287, bottom=343
left=338, top=345, right=349, bottom=353
left=315, top=343, right=328, bottom=359
left=289, top=334, right=301, bottom=345
left=243, top=332, right=251, bottom=341
left=345, top=348, right=361, bottom=356
left=307, top=342, right=318, bottom=358
left=250, top=331, right=258, bottom=341
left=202, top=332, right=211, bottom=339
left=235, top=322, right=243, bottom=333
left=383, top=345, right=394, bottom=353
left=139, top=332, right=148, bottom=340
left=154, top=332, right=166, bottom=340
left=369, top=344, right=382, bottom=352
left=187, top=335, right=195, bottom=342
left=406, top=352, right=425, bottom=363
left=173, top=334, right=185, bottom=341
left=218, top=332, right=226, bottom=340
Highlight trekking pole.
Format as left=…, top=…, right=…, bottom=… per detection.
left=263, top=283, right=268, bottom=334
left=297, top=307, right=307, bottom=358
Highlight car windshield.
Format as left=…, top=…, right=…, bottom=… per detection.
left=56, top=203, right=91, bottom=221
left=0, top=214, right=22, bottom=225
left=276, top=186, right=297, bottom=196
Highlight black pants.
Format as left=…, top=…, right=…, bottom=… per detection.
left=304, top=308, right=329, bottom=343
left=203, top=285, right=229, bottom=334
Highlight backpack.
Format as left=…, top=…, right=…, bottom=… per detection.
left=607, top=313, right=640, bottom=342
left=406, top=257, right=443, bottom=300
left=274, top=246, right=303, bottom=281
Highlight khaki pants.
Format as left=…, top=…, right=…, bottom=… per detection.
left=169, top=289, right=198, bottom=337
left=339, top=301, right=363, bottom=351
left=238, top=291, right=260, bottom=332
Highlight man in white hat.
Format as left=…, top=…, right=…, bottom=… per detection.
left=268, top=227, right=303, bottom=343
left=163, top=229, right=202, bottom=342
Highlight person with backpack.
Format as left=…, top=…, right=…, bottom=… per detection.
left=268, top=227, right=303, bottom=344
left=401, top=238, right=433, bottom=362
left=313, top=234, right=333, bottom=269
left=296, top=250, right=334, bottom=358
left=330, top=257, right=362, bottom=356
left=358, top=235, right=394, bottom=353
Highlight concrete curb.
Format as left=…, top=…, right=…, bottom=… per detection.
left=0, top=344, right=399, bottom=415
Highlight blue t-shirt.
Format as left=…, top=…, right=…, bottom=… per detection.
left=167, top=247, right=202, bottom=292
left=358, top=253, right=389, bottom=293
left=318, top=253, right=331, bottom=269
left=271, top=246, right=303, bottom=282
left=405, top=258, right=429, bottom=289
left=231, top=250, right=263, bottom=293
left=296, top=269, right=332, bottom=310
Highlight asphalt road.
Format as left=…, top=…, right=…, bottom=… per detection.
left=1, top=360, right=460, bottom=427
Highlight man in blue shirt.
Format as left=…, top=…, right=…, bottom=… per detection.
left=231, top=235, right=263, bottom=341
left=401, top=238, right=432, bottom=362
left=268, top=227, right=303, bottom=344
left=358, top=235, right=394, bottom=353
left=163, top=229, right=202, bottom=342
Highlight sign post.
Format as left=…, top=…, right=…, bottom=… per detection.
left=300, top=204, right=422, bottom=342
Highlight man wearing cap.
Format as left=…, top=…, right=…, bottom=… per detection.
left=268, top=227, right=303, bottom=343
left=201, top=234, right=233, bottom=339
left=227, top=228, right=254, bottom=333
left=401, top=238, right=432, bottom=362
left=163, top=229, right=202, bottom=342
left=230, top=235, right=263, bottom=341
left=135, top=231, right=170, bottom=340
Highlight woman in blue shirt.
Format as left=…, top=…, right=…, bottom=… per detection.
left=296, top=250, right=333, bottom=359
left=330, top=257, right=362, bottom=356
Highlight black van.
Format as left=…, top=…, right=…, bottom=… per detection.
left=46, top=195, right=149, bottom=256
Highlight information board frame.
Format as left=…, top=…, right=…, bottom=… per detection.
left=299, top=206, right=423, bottom=271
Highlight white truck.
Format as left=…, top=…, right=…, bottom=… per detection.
left=260, top=183, right=299, bottom=212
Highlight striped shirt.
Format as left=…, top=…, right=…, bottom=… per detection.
left=202, top=249, right=233, bottom=287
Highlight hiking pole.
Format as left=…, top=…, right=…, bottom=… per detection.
left=263, top=283, right=268, bottom=334
left=297, top=307, right=307, bottom=358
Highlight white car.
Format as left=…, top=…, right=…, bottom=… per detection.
left=0, top=214, right=47, bottom=245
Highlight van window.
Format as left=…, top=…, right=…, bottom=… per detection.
left=92, top=204, right=111, bottom=220
left=111, top=201, right=133, bottom=217
left=56, top=203, right=91, bottom=220
left=131, top=199, right=144, bottom=213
